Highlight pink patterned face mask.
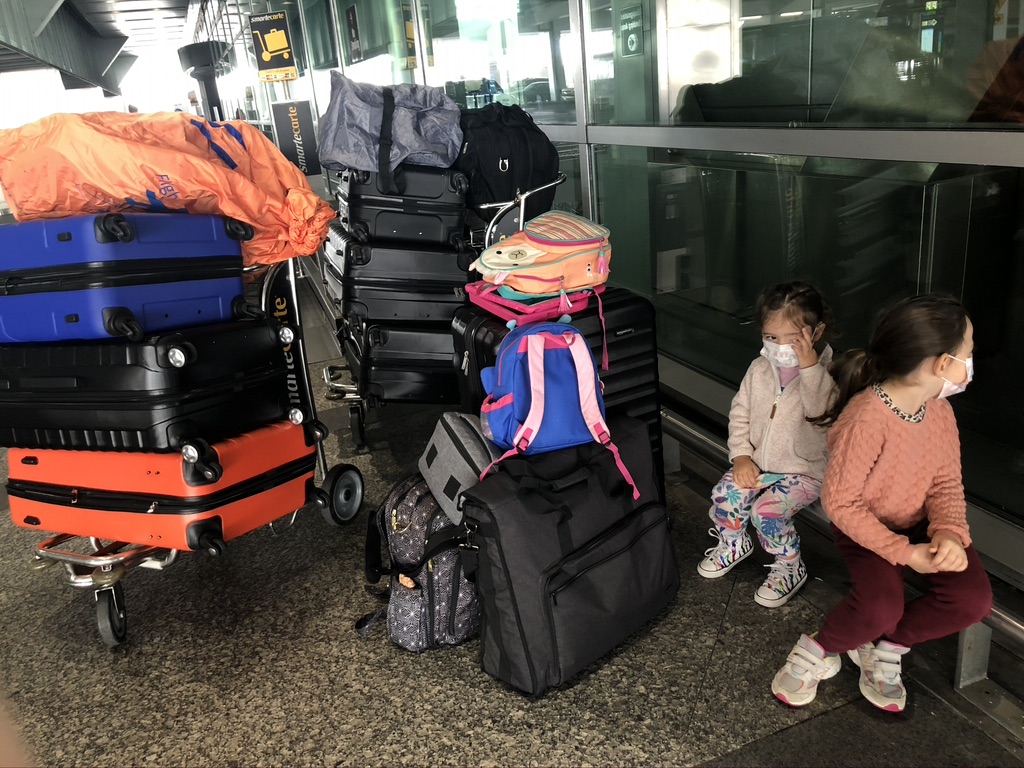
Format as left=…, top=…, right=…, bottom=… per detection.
left=760, top=340, right=800, bottom=368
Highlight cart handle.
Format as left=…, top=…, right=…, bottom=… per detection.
left=481, top=173, right=568, bottom=248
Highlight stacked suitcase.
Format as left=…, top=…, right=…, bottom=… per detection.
left=322, top=165, right=474, bottom=444
left=0, top=212, right=330, bottom=645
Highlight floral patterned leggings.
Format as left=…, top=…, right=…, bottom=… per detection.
left=709, top=470, right=822, bottom=558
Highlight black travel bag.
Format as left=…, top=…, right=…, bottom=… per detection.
left=323, top=221, right=469, bottom=327
left=453, top=103, right=560, bottom=221
left=0, top=318, right=290, bottom=451
left=336, top=165, right=470, bottom=249
left=451, top=287, right=665, bottom=496
left=459, top=416, right=679, bottom=696
left=341, top=322, right=460, bottom=406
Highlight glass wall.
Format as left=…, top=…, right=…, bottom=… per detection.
left=594, top=145, right=1024, bottom=523
left=588, top=0, right=1024, bottom=128
left=416, top=0, right=577, bottom=123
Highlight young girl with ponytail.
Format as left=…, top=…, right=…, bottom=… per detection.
left=771, top=294, right=992, bottom=713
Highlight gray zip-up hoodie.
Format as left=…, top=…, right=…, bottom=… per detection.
left=727, top=346, right=836, bottom=481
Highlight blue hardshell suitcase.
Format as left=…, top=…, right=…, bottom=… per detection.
left=0, top=212, right=256, bottom=343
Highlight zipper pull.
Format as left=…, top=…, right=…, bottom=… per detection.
left=769, top=394, right=782, bottom=419
left=428, top=559, right=434, bottom=573
left=391, top=507, right=398, bottom=532
left=461, top=350, right=469, bottom=374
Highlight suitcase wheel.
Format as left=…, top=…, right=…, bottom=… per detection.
left=102, top=307, right=143, bottom=341
left=94, top=213, right=135, bottom=244
left=181, top=440, right=224, bottom=486
left=95, top=583, right=127, bottom=648
left=186, top=518, right=226, bottom=556
left=320, top=463, right=364, bottom=526
left=453, top=172, right=470, bottom=196
left=304, top=419, right=329, bottom=445
left=224, top=218, right=255, bottom=241
left=231, top=296, right=265, bottom=321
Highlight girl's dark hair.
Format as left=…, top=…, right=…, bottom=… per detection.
left=811, top=293, right=968, bottom=427
left=756, top=281, right=836, bottom=344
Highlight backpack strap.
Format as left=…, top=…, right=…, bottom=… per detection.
left=564, top=336, right=640, bottom=500
left=377, top=86, right=397, bottom=195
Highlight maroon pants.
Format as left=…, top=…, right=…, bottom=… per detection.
left=816, top=522, right=993, bottom=654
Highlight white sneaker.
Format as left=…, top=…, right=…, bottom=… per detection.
left=754, top=557, right=808, bottom=607
left=772, top=633, right=841, bottom=707
left=847, top=640, right=909, bottom=712
left=696, top=527, right=753, bottom=579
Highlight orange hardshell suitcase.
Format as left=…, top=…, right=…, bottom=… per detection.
left=6, top=421, right=319, bottom=552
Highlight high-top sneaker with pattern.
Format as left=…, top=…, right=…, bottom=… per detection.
left=754, top=556, right=808, bottom=607
left=697, top=527, right=753, bottom=578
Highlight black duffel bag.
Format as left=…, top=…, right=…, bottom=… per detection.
left=459, top=416, right=679, bottom=696
left=453, top=103, right=560, bottom=221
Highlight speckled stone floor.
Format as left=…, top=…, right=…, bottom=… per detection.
left=0, top=273, right=1021, bottom=767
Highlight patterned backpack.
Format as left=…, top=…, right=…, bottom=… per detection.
left=357, top=473, right=480, bottom=652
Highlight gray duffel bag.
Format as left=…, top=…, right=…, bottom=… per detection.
left=418, top=412, right=501, bottom=524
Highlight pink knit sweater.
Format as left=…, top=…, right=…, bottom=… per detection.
left=822, top=388, right=972, bottom=566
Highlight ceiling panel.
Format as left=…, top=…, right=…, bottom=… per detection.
left=69, top=0, right=192, bottom=53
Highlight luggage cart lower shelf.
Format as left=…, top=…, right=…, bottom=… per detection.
left=17, top=258, right=366, bottom=648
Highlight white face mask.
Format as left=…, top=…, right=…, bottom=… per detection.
left=938, top=354, right=974, bottom=399
left=760, top=340, right=800, bottom=368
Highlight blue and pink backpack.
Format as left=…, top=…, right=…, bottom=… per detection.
left=479, top=321, right=638, bottom=498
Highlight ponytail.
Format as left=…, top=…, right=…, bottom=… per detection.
left=809, top=349, right=876, bottom=427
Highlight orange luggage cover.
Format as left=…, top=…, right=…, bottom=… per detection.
left=0, top=111, right=335, bottom=266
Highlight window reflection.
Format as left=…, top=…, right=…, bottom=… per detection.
left=594, top=146, right=1024, bottom=520
left=586, top=0, right=1024, bottom=127
left=417, top=0, right=576, bottom=123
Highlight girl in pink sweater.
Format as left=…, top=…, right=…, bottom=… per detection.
left=772, top=294, right=992, bottom=713
left=697, top=282, right=836, bottom=608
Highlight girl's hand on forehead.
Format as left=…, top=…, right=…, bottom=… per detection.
left=792, top=325, right=819, bottom=369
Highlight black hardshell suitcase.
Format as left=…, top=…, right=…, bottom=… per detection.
left=341, top=325, right=460, bottom=406
left=451, top=287, right=665, bottom=495
left=337, top=166, right=469, bottom=249
left=323, top=222, right=469, bottom=326
left=0, top=318, right=290, bottom=451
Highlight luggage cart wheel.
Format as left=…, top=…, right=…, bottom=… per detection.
left=321, top=464, right=364, bottom=526
left=349, top=405, right=366, bottom=447
left=96, top=582, right=127, bottom=648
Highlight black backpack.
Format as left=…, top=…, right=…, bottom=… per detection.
left=454, top=104, right=560, bottom=222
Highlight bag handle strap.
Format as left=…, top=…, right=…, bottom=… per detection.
left=565, top=338, right=640, bottom=500
left=365, top=507, right=466, bottom=583
left=378, top=87, right=397, bottom=195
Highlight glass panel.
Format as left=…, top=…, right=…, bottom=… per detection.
left=552, top=141, right=585, bottom=215
left=332, top=0, right=418, bottom=85
left=594, top=144, right=1024, bottom=522
left=589, top=0, right=1024, bottom=128
left=303, top=0, right=339, bottom=70
left=416, top=0, right=577, bottom=123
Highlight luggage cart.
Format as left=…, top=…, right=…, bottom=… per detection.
left=322, top=174, right=568, bottom=446
left=470, top=172, right=567, bottom=249
left=21, top=258, right=364, bottom=647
